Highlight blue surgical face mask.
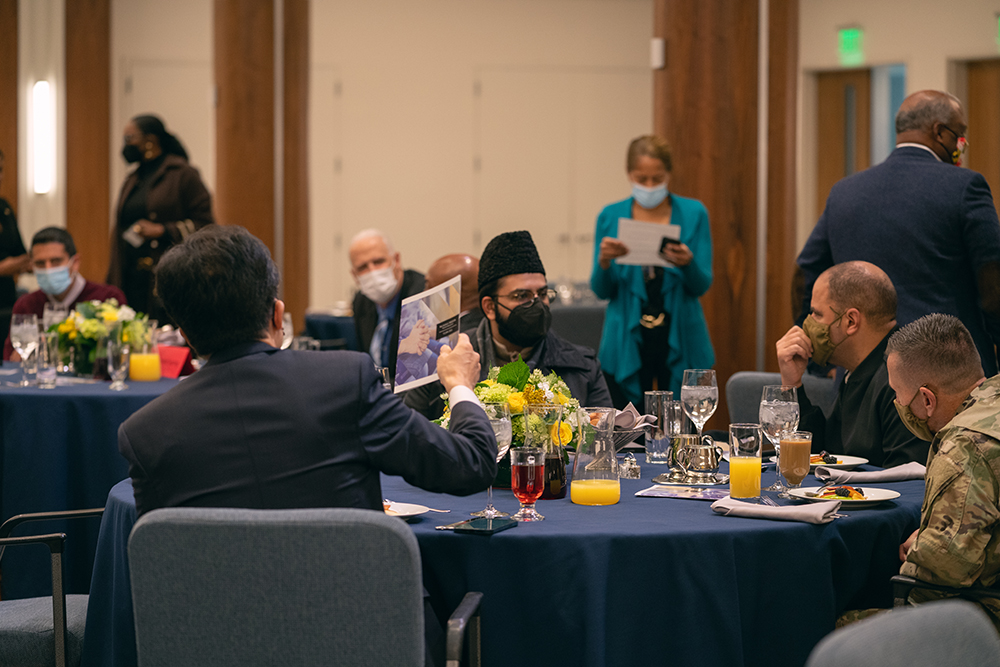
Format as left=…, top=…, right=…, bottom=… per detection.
left=631, top=182, right=668, bottom=209
left=35, top=265, right=73, bottom=296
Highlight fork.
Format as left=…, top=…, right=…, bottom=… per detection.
left=759, top=496, right=779, bottom=507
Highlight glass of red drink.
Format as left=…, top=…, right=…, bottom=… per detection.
left=510, top=448, right=546, bottom=521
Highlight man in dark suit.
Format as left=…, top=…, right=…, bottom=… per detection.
left=797, top=89, right=1000, bottom=376
left=118, top=225, right=497, bottom=518
left=349, top=229, right=425, bottom=377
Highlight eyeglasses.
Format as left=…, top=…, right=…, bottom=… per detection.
left=941, top=125, right=969, bottom=148
left=493, top=288, right=556, bottom=306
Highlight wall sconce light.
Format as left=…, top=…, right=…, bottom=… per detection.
left=31, top=80, right=55, bottom=195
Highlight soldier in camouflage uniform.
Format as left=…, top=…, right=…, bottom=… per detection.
left=885, top=313, right=1000, bottom=632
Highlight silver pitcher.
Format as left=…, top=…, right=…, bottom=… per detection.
left=673, top=434, right=724, bottom=479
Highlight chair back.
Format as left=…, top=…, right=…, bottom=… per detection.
left=128, top=507, right=425, bottom=667
left=726, top=371, right=839, bottom=424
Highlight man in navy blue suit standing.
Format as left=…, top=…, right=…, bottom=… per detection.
left=797, top=89, right=1000, bottom=376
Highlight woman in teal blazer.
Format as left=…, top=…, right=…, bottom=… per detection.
left=590, top=136, right=714, bottom=406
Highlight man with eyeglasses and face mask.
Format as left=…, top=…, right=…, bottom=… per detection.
left=3, top=227, right=126, bottom=360
left=349, top=229, right=425, bottom=377
left=405, top=230, right=611, bottom=418
left=775, top=261, right=926, bottom=468
left=886, top=314, right=1000, bottom=632
left=797, top=90, right=1000, bottom=378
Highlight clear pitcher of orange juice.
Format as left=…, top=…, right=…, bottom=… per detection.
left=128, top=319, right=161, bottom=381
left=570, top=407, right=620, bottom=506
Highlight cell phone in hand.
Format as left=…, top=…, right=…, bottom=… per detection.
left=122, top=227, right=145, bottom=248
left=659, top=237, right=680, bottom=254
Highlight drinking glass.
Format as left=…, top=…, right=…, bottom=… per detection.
left=129, top=320, right=161, bottom=382
left=510, top=448, right=545, bottom=521
left=644, top=390, right=673, bottom=464
left=680, top=369, right=718, bottom=440
left=779, top=431, right=812, bottom=497
left=42, top=303, right=68, bottom=331
left=759, top=385, right=799, bottom=492
left=570, top=407, right=620, bottom=506
left=728, top=423, right=763, bottom=500
left=37, top=332, right=59, bottom=389
left=10, top=314, right=40, bottom=387
left=107, top=325, right=131, bottom=392
left=472, top=402, right=512, bottom=518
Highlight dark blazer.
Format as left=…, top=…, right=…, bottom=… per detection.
left=798, top=146, right=1000, bottom=375
left=352, top=268, right=425, bottom=372
left=118, top=341, right=497, bottom=517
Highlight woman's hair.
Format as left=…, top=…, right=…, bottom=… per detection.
left=626, top=135, right=672, bottom=173
left=132, top=114, right=189, bottom=161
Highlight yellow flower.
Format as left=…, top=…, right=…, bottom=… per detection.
left=68, top=331, right=77, bottom=340
left=507, top=392, right=525, bottom=414
left=554, top=392, right=568, bottom=405
left=57, top=320, right=75, bottom=334
left=523, top=385, right=546, bottom=404
left=550, top=421, right=573, bottom=446
left=482, top=379, right=496, bottom=386
left=102, top=311, right=119, bottom=323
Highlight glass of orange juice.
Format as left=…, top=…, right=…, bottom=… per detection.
left=128, top=319, right=161, bottom=382
left=728, top=423, right=762, bottom=500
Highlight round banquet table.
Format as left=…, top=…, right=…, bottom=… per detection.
left=0, top=364, right=177, bottom=600
left=80, top=461, right=924, bottom=667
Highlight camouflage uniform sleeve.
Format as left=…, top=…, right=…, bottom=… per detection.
left=901, top=430, right=1000, bottom=587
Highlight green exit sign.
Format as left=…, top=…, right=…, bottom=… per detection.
left=838, top=27, right=864, bottom=66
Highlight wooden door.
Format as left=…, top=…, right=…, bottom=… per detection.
left=966, top=59, right=1000, bottom=217
left=816, top=69, right=871, bottom=219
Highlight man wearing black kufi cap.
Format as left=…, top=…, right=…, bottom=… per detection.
left=405, top=231, right=611, bottom=418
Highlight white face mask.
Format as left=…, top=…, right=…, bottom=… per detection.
left=357, top=264, right=400, bottom=305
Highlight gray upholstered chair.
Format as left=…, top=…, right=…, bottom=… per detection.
left=0, top=508, right=105, bottom=667
left=805, top=599, right=1000, bottom=666
left=128, top=507, right=483, bottom=667
left=725, top=371, right=838, bottom=424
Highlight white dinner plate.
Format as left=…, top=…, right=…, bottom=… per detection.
left=769, top=454, right=868, bottom=471
left=384, top=502, right=429, bottom=519
left=788, top=486, right=900, bottom=508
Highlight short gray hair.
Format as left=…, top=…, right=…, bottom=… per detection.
left=886, top=314, right=982, bottom=393
left=349, top=228, right=394, bottom=254
left=895, top=92, right=960, bottom=134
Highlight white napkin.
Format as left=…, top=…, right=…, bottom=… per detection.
left=614, top=402, right=658, bottom=429
left=814, top=461, right=926, bottom=485
left=710, top=496, right=842, bottom=524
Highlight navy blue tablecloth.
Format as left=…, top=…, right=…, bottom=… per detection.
left=81, top=463, right=923, bottom=667
left=0, top=366, right=176, bottom=599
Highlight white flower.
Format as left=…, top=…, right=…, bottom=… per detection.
left=118, top=305, right=136, bottom=321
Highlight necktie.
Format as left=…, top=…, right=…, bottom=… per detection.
left=370, top=317, right=389, bottom=367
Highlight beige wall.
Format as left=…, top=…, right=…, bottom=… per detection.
left=309, top=0, right=654, bottom=308
left=797, top=0, right=1000, bottom=247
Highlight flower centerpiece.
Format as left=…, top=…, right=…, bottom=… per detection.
left=50, top=299, right=148, bottom=377
left=437, top=356, right=582, bottom=489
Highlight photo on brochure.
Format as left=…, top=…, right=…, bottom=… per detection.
left=393, top=275, right=462, bottom=393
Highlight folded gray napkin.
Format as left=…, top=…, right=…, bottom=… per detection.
left=814, top=461, right=926, bottom=485
left=710, top=497, right=842, bottom=524
left=614, top=402, right=657, bottom=429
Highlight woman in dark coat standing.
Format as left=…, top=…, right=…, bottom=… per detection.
left=109, top=115, right=214, bottom=322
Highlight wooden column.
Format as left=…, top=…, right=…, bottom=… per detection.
left=764, top=0, right=799, bottom=370
left=654, top=0, right=797, bottom=428
left=214, top=0, right=275, bottom=249
left=282, top=0, right=309, bottom=332
left=0, top=0, right=18, bottom=210
left=65, top=0, right=111, bottom=281
left=215, top=0, right=309, bottom=330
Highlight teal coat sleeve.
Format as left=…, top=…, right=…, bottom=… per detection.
left=590, top=195, right=715, bottom=404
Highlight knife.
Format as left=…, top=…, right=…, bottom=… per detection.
left=435, top=518, right=476, bottom=531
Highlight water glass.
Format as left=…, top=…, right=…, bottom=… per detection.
left=681, top=369, right=718, bottom=439
left=510, top=448, right=545, bottom=522
left=42, top=303, right=68, bottom=330
left=472, top=402, right=512, bottom=518
left=107, top=328, right=130, bottom=392
left=759, top=385, right=799, bottom=492
left=37, top=332, right=59, bottom=389
left=728, top=423, right=763, bottom=500
left=10, top=313, right=40, bottom=387
left=644, top=390, right=673, bottom=464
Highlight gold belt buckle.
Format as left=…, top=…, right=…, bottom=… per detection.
left=137, top=257, right=154, bottom=271
left=640, top=313, right=665, bottom=329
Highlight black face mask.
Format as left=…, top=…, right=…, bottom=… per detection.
left=122, top=144, right=143, bottom=164
left=495, top=299, right=551, bottom=348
